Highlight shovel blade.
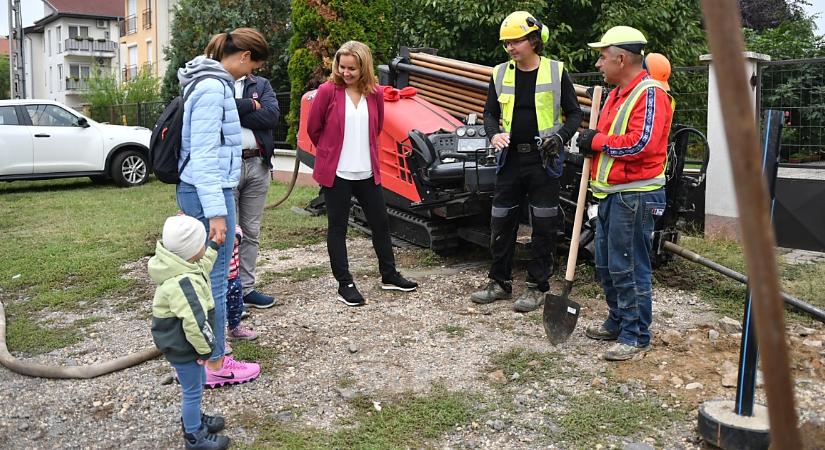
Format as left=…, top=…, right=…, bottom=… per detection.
left=543, top=293, right=581, bottom=344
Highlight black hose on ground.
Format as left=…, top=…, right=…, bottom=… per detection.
left=265, top=152, right=301, bottom=210
left=662, top=240, right=825, bottom=324
left=0, top=300, right=161, bottom=379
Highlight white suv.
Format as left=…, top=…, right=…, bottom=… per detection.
left=0, top=99, right=152, bottom=187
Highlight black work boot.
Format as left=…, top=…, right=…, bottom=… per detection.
left=183, top=425, right=230, bottom=450
left=513, top=282, right=544, bottom=312
left=470, top=280, right=512, bottom=304
left=181, top=413, right=225, bottom=434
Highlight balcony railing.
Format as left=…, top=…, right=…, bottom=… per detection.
left=142, top=8, right=152, bottom=29
left=65, top=78, right=89, bottom=91
left=64, top=38, right=118, bottom=55
left=122, top=65, right=139, bottom=82
left=119, top=15, right=137, bottom=36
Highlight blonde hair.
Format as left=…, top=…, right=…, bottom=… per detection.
left=204, top=28, right=269, bottom=62
left=330, top=41, right=377, bottom=95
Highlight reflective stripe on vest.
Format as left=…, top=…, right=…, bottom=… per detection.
left=492, top=57, right=563, bottom=138
left=591, top=79, right=675, bottom=198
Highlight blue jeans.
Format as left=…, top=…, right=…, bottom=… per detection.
left=176, top=182, right=235, bottom=361
left=594, top=190, right=666, bottom=348
left=171, top=360, right=206, bottom=434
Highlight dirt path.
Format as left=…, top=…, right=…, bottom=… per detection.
left=1, top=237, right=823, bottom=449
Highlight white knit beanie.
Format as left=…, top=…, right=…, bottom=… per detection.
left=162, top=215, right=207, bottom=261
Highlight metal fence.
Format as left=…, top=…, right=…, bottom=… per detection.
left=95, top=93, right=292, bottom=148
left=757, top=57, right=825, bottom=166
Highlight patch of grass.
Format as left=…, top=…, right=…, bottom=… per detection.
left=260, top=184, right=327, bottom=251
left=244, top=388, right=479, bottom=449
left=779, top=260, right=825, bottom=322
left=337, top=372, right=356, bottom=389
left=440, top=324, right=466, bottom=337
left=277, top=255, right=293, bottom=261
left=567, top=262, right=603, bottom=300
left=418, top=250, right=444, bottom=267
left=0, top=179, right=326, bottom=319
left=269, top=265, right=328, bottom=283
left=655, top=235, right=825, bottom=322
left=230, top=341, right=280, bottom=371
left=6, top=317, right=82, bottom=355
left=555, top=392, right=681, bottom=448
left=488, top=348, right=567, bottom=385
left=74, top=316, right=105, bottom=328
left=655, top=235, right=749, bottom=317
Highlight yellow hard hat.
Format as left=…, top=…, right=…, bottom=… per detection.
left=500, top=11, right=549, bottom=43
left=588, top=26, right=648, bottom=53
left=645, top=53, right=671, bottom=90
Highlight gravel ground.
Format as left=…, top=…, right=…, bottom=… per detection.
left=1, top=237, right=824, bottom=449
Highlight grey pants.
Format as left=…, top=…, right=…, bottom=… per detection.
left=234, top=156, right=271, bottom=295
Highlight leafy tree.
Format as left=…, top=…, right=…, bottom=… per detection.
left=161, top=0, right=291, bottom=102
left=744, top=18, right=824, bottom=59
left=0, top=55, right=9, bottom=99
left=84, top=67, right=161, bottom=124
left=287, top=0, right=393, bottom=143
left=396, top=0, right=707, bottom=71
left=739, top=0, right=808, bottom=31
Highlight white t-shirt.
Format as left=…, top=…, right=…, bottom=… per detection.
left=336, top=94, right=373, bottom=180
left=234, top=77, right=258, bottom=150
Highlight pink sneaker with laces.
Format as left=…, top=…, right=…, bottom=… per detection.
left=228, top=326, right=258, bottom=341
left=205, top=356, right=261, bottom=388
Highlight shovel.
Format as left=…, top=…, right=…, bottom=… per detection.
left=543, top=85, right=603, bottom=344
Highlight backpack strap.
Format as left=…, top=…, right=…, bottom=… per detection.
left=182, top=75, right=228, bottom=146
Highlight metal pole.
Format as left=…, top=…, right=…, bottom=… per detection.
left=735, top=109, right=783, bottom=416
left=7, top=0, right=13, bottom=98
left=700, top=1, right=801, bottom=446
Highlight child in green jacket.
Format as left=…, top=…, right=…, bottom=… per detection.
left=149, top=215, right=229, bottom=450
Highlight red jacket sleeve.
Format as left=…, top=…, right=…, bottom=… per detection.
left=307, top=82, right=331, bottom=147
left=376, top=89, right=384, bottom=131
left=591, top=87, right=672, bottom=161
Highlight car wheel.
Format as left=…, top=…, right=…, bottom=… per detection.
left=111, top=150, right=149, bottom=187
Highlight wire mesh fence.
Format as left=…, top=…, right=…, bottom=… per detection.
left=91, top=92, right=292, bottom=148
left=758, top=57, right=825, bottom=167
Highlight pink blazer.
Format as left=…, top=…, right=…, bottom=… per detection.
left=307, top=81, right=384, bottom=187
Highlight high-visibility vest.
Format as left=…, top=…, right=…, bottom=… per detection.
left=590, top=79, right=675, bottom=199
left=492, top=57, right=563, bottom=139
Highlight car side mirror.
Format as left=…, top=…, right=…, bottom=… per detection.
left=77, top=117, right=90, bottom=128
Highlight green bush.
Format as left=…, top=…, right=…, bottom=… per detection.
left=160, top=0, right=292, bottom=102
left=287, top=0, right=393, bottom=145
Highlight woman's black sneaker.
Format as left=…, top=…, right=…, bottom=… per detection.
left=338, top=283, right=365, bottom=307
left=381, top=272, right=418, bottom=291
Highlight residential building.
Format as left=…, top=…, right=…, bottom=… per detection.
left=23, top=0, right=123, bottom=108
left=119, top=0, right=179, bottom=81
left=0, top=37, right=9, bottom=55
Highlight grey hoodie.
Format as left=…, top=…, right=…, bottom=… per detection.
left=177, top=55, right=235, bottom=89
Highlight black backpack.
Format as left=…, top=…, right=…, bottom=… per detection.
left=149, top=75, right=225, bottom=184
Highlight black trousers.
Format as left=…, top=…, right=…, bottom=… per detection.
left=489, top=150, right=561, bottom=293
left=324, top=176, right=397, bottom=284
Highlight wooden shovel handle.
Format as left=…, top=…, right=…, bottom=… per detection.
left=564, top=86, right=603, bottom=283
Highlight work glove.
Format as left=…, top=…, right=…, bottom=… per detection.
left=576, top=129, right=599, bottom=158
left=540, top=134, right=563, bottom=169
left=586, top=85, right=609, bottom=104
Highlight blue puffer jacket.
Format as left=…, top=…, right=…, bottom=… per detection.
left=177, top=55, right=242, bottom=218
